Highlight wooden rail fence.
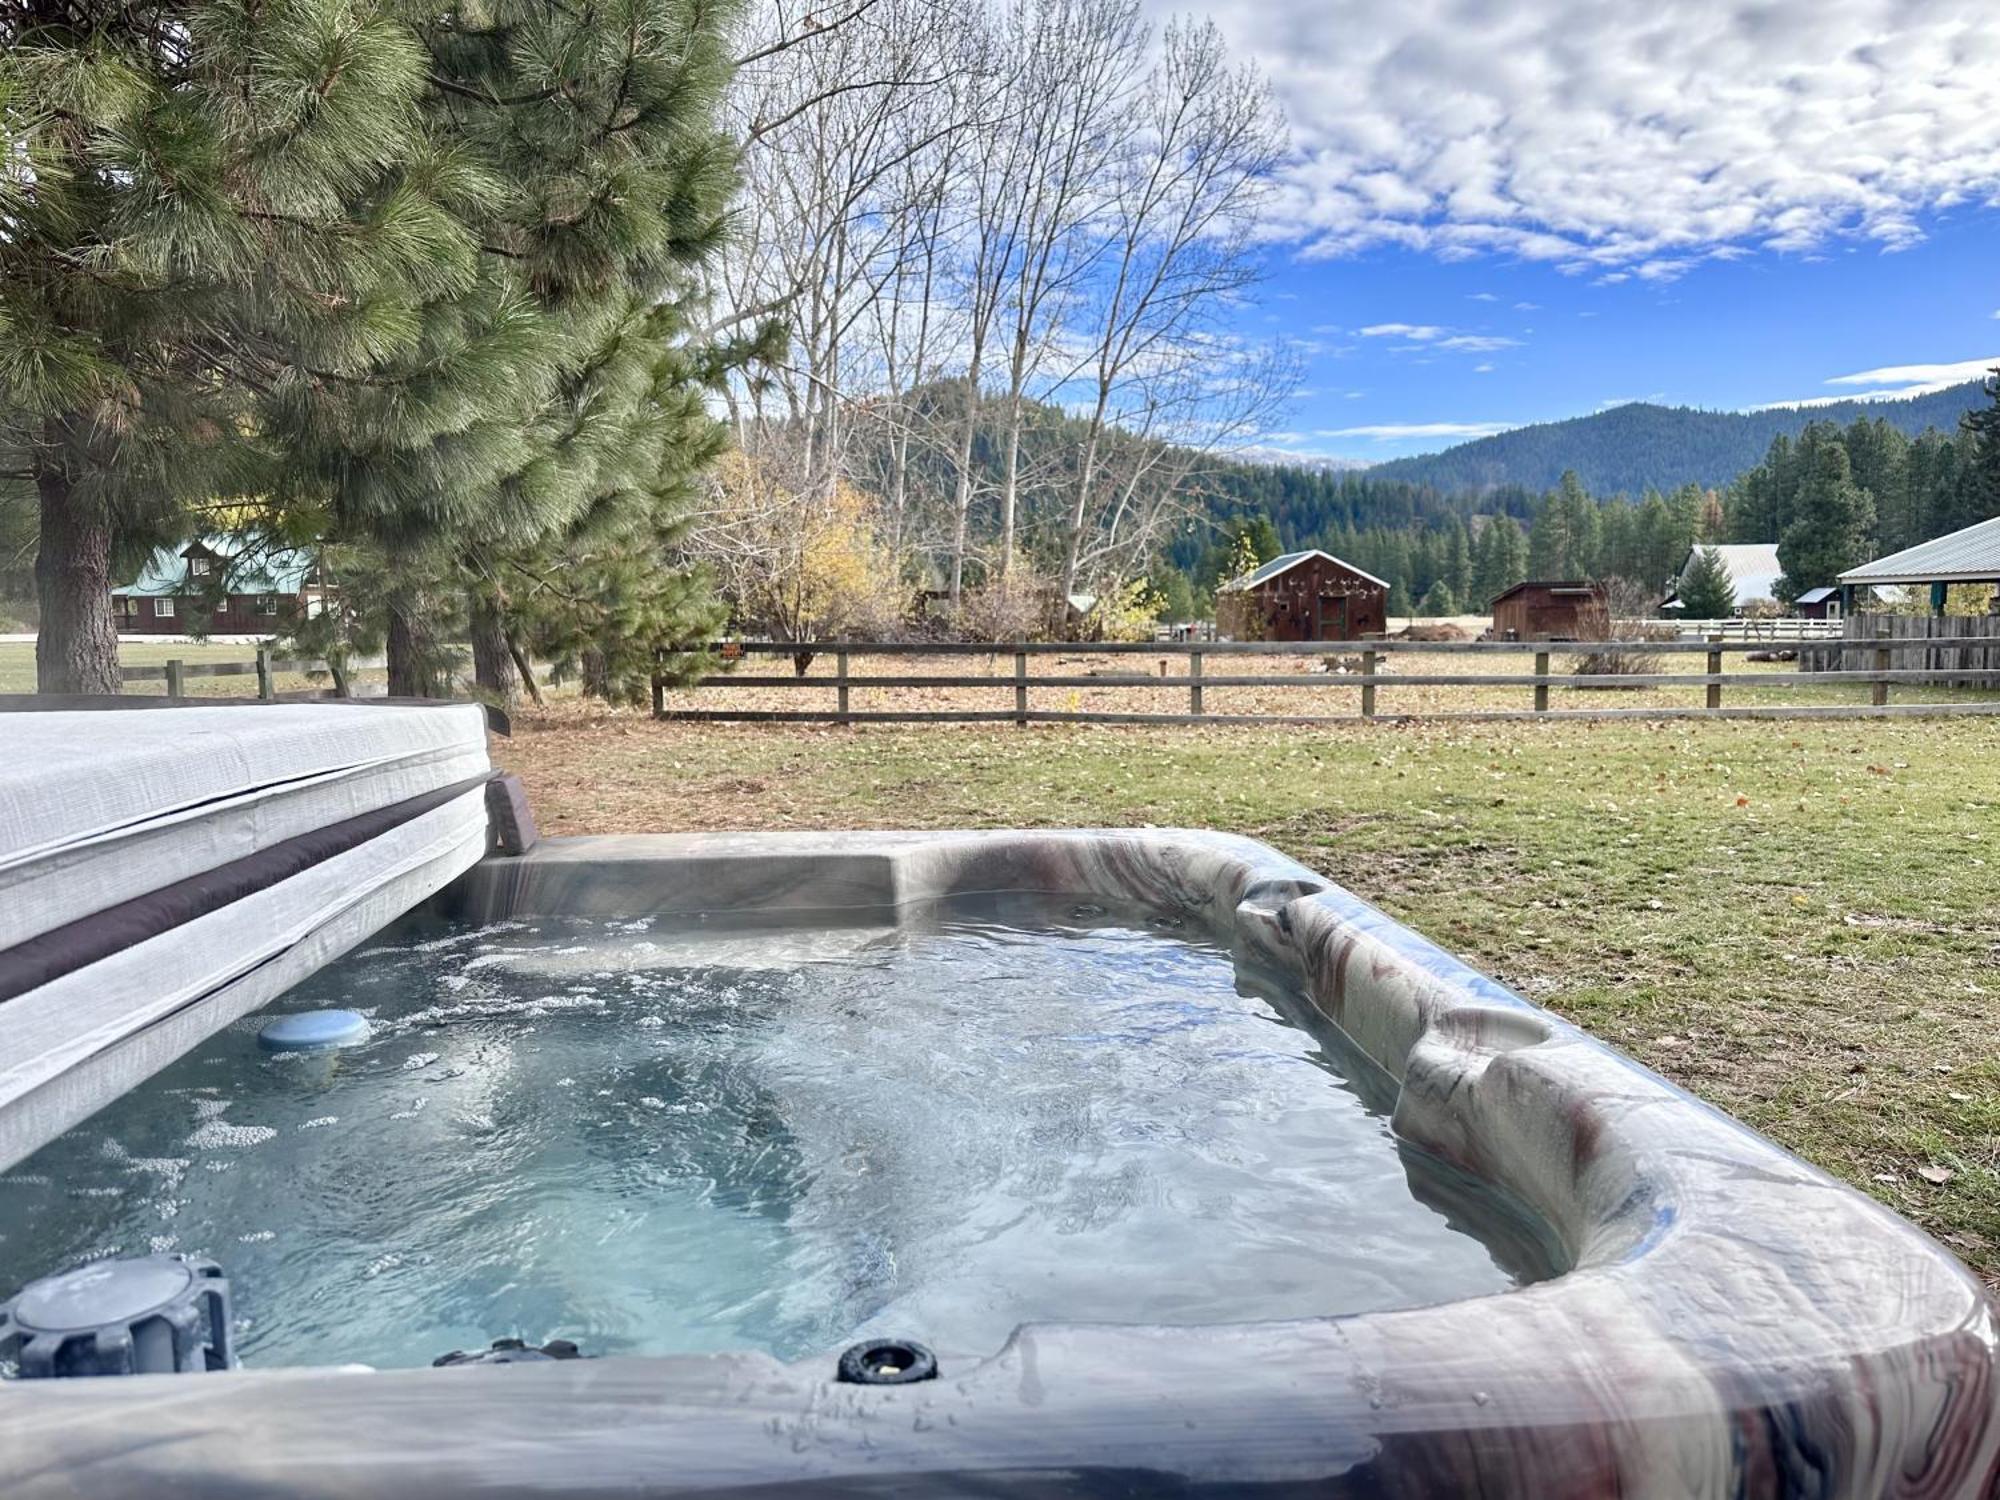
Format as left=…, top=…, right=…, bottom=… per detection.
left=119, top=646, right=355, bottom=699
left=655, top=635, right=2000, bottom=726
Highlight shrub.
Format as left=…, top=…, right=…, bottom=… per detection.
left=1569, top=597, right=1664, bottom=686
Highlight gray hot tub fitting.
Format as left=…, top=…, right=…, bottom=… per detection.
left=1, top=828, right=1996, bottom=1498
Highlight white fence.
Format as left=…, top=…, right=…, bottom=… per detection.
left=1645, top=617, right=1844, bottom=643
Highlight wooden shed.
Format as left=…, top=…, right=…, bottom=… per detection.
left=1217, top=549, right=1388, bottom=642
left=1489, top=580, right=1606, bottom=641
left=1791, top=586, right=1842, bottom=620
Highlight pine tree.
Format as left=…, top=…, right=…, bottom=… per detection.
left=1634, top=492, right=1681, bottom=593
left=1529, top=471, right=1599, bottom=578
left=1441, top=517, right=1473, bottom=603
left=263, top=0, right=746, bottom=700
left=1677, top=546, right=1737, bottom=619
left=1471, top=514, right=1528, bottom=603
left=1417, top=579, right=1457, bottom=617
left=2, top=0, right=437, bottom=691
left=1951, top=370, right=2000, bottom=534
left=1776, top=441, right=1875, bottom=602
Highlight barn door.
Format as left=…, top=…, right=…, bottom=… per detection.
left=1318, top=595, right=1348, bottom=641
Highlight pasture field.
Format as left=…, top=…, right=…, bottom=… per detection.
left=494, top=702, right=2000, bottom=1288
left=660, top=644, right=1990, bottom=719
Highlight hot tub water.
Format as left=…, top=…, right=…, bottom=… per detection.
left=0, top=900, right=1555, bottom=1371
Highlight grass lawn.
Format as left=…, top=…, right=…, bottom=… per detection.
left=494, top=704, right=2000, bottom=1288
left=0, top=639, right=335, bottom=698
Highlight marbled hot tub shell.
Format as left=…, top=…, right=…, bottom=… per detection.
left=5, top=829, right=1997, bottom=1499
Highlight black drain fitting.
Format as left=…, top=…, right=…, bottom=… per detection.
left=836, top=1338, right=938, bottom=1385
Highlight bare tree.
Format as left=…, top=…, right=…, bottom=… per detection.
left=1055, top=18, right=1285, bottom=603
left=990, top=0, right=1140, bottom=583
left=708, top=0, right=1297, bottom=640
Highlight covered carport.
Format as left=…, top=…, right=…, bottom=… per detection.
left=1840, top=515, right=2000, bottom=614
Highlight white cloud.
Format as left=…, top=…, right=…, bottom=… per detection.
left=1513, top=301, right=1540, bottom=311
left=1358, top=323, right=1519, bottom=353
left=1825, top=357, right=2000, bottom=393
left=1468, top=291, right=1498, bottom=302
left=1319, top=421, right=1512, bottom=440
left=1473, top=363, right=1495, bottom=373
left=1189, top=0, right=2000, bottom=272
left=1755, top=353, right=2000, bottom=408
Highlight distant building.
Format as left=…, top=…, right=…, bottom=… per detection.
left=112, top=537, right=326, bottom=635
left=1217, top=549, right=1388, bottom=641
left=1839, top=515, right=2000, bottom=615
left=1658, top=544, right=1782, bottom=615
left=1489, top=580, right=1607, bottom=640
left=1791, top=586, right=1842, bottom=620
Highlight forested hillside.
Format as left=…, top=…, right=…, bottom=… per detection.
left=1368, top=382, right=1988, bottom=495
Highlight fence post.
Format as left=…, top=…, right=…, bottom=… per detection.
left=1189, top=648, right=1205, bottom=716
left=651, top=672, right=665, bottom=719
left=835, top=649, right=851, bottom=725
left=165, top=658, right=186, bottom=698
left=255, top=645, right=274, bottom=701
left=1360, top=648, right=1377, bottom=719
left=1706, top=634, right=1723, bottom=711
left=1533, top=650, right=1549, bottom=713
left=1872, top=625, right=1891, bottom=708
left=1013, top=650, right=1028, bottom=727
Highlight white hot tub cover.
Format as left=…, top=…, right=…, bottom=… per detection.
left=0, top=703, right=493, bottom=1170
left=0, top=703, right=492, bottom=949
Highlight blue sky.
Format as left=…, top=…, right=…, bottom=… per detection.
left=1178, top=0, right=2000, bottom=462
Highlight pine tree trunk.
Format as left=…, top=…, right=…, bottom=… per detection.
left=581, top=647, right=611, bottom=699
left=505, top=630, right=544, bottom=707
left=469, top=596, right=518, bottom=705
left=386, top=603, right=435, bottom=698
left=34, top=451, right=120, bottom=696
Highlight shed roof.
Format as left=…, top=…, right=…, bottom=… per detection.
left=1220, top=548, right=1390, bottom=593
left=114, top=536, right=316, bottom=598
left=1793, top=586, right=1838, bottom=605
left=1839, top=515, right=2000, bottom=585
left=1666, top=543, right=1782, bottom=608
left=1488, top=579, right=1602, bottom=607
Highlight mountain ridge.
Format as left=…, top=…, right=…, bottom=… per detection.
left=1365, top=380, right=1989, bottom=495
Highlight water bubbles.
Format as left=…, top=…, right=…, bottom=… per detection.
left=186, top=1122, right=277, bottom=1150
left=0, top=903, right=1536, bottom=1373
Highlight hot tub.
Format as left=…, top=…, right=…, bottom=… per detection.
left=2, top=819, right=1997, bottom=1496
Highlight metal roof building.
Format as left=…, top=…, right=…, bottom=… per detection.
left=1218, top=549, right=1391, bottom=593
left=1659, top=543, right=1782, bottom=612
left=1840, top=516, right=2000, bottom=588
left=114, top=535, right=317, bottom=599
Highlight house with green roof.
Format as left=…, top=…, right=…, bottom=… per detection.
left=112, top=537, right=326, bottom=636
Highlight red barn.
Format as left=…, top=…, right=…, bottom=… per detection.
left=1489, top=580, right=1608, bottom=641
left=1217, top=550, right=1389, bottom=642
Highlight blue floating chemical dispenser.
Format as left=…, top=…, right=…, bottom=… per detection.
left=258, top=1009, right=370, bottom=1052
